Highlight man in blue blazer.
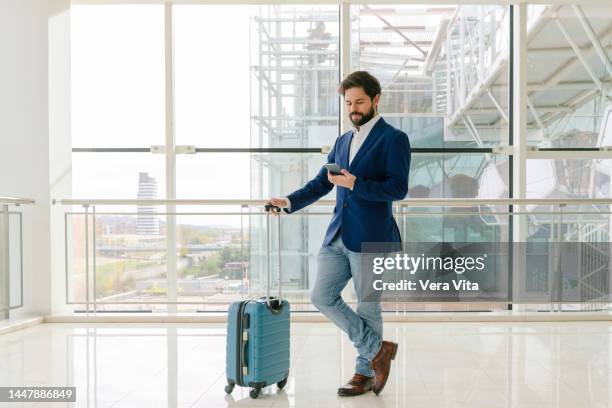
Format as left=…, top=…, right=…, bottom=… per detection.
left=268, top=71, right=411, bottom=397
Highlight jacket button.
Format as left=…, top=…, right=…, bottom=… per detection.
left=343, top=203, right=348, bottom=208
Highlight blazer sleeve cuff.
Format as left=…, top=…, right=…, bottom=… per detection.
left=283, top=196, right=292, bottom=213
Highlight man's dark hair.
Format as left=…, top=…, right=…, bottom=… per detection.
left=338, top=71, right=381, bottom=100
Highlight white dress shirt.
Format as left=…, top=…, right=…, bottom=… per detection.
left=349, top=113, right=381, bottom=165
left=284, top=114, right=382, bottom=211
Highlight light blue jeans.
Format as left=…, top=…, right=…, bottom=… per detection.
left=310, top=233, right=382, bottom=378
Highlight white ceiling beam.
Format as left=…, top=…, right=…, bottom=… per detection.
left=491, top=80, right=612, bottom=92
left=526, top=96, right=547, bottom=136
left=468, top=106, right=572, bottom=115
left=358, top=27, right=429, bottom=34
left=537, top=23, right=612, bottom=93
left=447, top=5, right=562, bottom=127
left=423, top=18, right=451, bottom=74
left=360, top=61, right=420, bottom=70
left=554, top=16, right=606, bottom=97
left=486, top=90, right=508, bottom=122
left=360, top=51, right=424, bottom=60
left=362, top=4, right=427, bottom=57
left=528, top=44, right=612, bottom=59
left=572, top=5, right=612, bottom=79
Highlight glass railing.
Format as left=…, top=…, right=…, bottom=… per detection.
left=0, top=196, right=34, bottom=318
left=55, top=198, right=612, bottom=314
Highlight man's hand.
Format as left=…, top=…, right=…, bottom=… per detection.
left=266, top=197, right=289, bottom=216
left=328, top=169, right=356, bottom=190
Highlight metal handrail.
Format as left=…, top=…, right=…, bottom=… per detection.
left=54, top=198, right=612, bottom=207
left=59, top=196, right=612, bottom=313
left=0, top=197, right=35, bottom=205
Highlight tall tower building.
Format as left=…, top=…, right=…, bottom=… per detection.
left=136, top=172, right=159, bottom=235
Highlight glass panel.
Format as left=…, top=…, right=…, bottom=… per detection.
left=72, top=153, right=165, bottom=205
left=65, top=206, right=612, bottom=312
left=519, top=206, right=612, bottom=312
left=250, top=152, right=335, bottom=200
left=176, top=154, right=250, bottom=200
left=350, top=4, right=509, bottom=147
left=71, top=5, right=165, bottom=148
left=93, top=214, right=168, bottom=307
left=250, top=5, right=341, bottom=149
left=176, top=152, right=334, bottom=200
left=408, top=153, right=509, bottom=198
left=527, top=5, right=612, bottom=148
left=178, top=151, right=506, bottom=202
left=385, top=116, right=444, bottom=148
left=9, top=213, right=22, bottom=308
left=66, top=213, right=88, bottom=305
left=173, top=6, right=251, bottom=147
left=62, top=209, right=529, bottom=312
left=0, top=212, right=22, bottom=311
left=527, top=159, right=612, bottom=199
left=69, top=211, right=338, bottom=312
left=70, top=212, right=169, bottom=310
left=524, top=155, right=612, bottom=312
left=174, top=5, right=340, bottom=149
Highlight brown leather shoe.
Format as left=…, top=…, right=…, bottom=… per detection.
left=337, top=373, right=374, bottom=397
left=371, top=341, right=398, bottom=395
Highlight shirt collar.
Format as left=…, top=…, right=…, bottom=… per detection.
left=352, top=114, right=381, bottom=138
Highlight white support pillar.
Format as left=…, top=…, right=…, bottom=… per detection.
left=513, top=4, right=529, bottom=311
left=1, top=0, right=52, bottom=319
left=49, top=0, right=73, bottom=317
left=513, top=4, right=528, bottom=207
left=164, top=3, right=177, bottom=314
left=340, top=3, right=351, bottom=133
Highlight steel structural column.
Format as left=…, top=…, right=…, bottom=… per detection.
left=164, top=3, right=178, bottom=315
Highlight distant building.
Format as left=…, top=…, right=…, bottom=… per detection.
left=223, top=261, right=249, bottom=280
left=136, top=172, right=159, bottom=235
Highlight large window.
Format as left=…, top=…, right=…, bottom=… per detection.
left=68, top=3, right=612, bottom=313
left=70, top=4, right=340, bottom=312
left=525, top=5, right=612, bottom=200
left=71, top=5, right=166, bottom=199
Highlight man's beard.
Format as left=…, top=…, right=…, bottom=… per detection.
left=349, top=106, right=376, bottom=127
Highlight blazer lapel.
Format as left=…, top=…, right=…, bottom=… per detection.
left=338, top=131, right=352, bottom=170
left=348, top=117, right=386, bottom=172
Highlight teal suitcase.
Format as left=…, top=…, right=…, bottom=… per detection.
left=224, top=208, right=290, bottom=399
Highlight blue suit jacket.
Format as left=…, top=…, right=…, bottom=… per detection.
left=286, top=117, right=411, bottom=252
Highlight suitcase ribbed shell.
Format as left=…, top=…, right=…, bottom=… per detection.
left=226, top=298, right=290, bottom=389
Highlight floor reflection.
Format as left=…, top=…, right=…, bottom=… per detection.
left=0, top=321, right=611, bottom=407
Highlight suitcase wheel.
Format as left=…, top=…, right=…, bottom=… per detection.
left=224, top=382, right=235, bottom=394
left=277, top=377, right=288, bottom=390
left=249, top=388, right=260, bottom=399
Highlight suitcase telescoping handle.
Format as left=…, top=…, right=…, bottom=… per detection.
left=264, top=203, right=282, bottom=308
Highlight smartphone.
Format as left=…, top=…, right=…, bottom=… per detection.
left=324, top=163, right=343, bottom=175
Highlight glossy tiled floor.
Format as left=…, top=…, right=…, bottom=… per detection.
left=1, top=321, right=612, bottom=407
